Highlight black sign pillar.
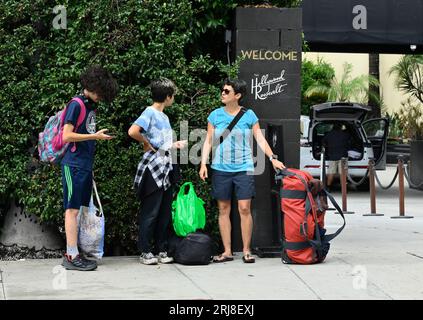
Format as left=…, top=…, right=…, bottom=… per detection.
left=230, top=7, right=302, bottom=255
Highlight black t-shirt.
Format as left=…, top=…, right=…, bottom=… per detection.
left=322, top=128, right=352, bottom=161
left=61, top=95, right=96, bottom=171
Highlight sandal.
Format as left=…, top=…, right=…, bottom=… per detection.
left=242, top=253, right=255, bottom=263
left=213, top=254, right=234, bottom=263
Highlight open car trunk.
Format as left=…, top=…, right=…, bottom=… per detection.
left=310, top=102, right=371, bottom=122
left=311, top=122, right=364, bottom=161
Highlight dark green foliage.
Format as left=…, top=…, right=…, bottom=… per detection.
left=0, top=0, right=301, bottom=254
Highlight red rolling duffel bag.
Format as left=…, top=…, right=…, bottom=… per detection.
left=276, top=168, right=346, bottom=264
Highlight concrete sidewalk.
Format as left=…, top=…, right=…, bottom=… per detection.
left=1, top=166, right=423, bottom=300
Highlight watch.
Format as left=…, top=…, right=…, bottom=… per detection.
left=269, top=154, right=278, bottom=161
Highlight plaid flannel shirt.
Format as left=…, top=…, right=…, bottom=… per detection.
left=134, top=149, right=172, bottom=191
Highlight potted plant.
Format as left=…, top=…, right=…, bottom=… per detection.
left=397, top=99, right=423, bottom=189
left=390, top=56, right=423, bottom=190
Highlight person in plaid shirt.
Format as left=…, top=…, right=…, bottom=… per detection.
left=128, top=78, right=186, bottom=265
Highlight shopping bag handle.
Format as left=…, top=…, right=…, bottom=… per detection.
left=178, top=181, right=193, bottom=197
left=92, top=179, right=103, bottom=217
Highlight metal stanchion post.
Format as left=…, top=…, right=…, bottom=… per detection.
left=320, top=147, right=326, bottom=188
left=321, top=147, right=336, bottom=211
left=363, top=159, right=384, bottom=216
left=392, top=155, right=414, bottom=219
left=340, top=157, right=354, bottom=214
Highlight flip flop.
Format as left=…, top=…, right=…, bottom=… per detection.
left=242, top=253, right=255, bottom=263
left=213, top=254, right=234, bottom=263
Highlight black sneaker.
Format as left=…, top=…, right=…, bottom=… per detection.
left=62, top=254, right=98, bottom=271
left=79, top=252, right=99, bottom=265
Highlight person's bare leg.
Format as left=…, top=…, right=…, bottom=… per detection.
left=217, top=200, right=232, bottom=257
left=65, top=208, right=79, bottom=258
left=238, top=199, right=253, bottom=255
left=326, top=174, right=334, bottom=187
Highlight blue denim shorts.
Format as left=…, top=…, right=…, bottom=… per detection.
left=211, top=170, right=256, bottom=200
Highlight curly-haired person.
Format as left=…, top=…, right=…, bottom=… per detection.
left=61, top=65, right=118, bottom=271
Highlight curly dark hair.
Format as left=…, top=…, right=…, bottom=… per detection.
left=80, top=65, right=118, bottom=103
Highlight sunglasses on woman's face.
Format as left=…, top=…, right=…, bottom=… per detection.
left=222, top=88, right=232, bottom=95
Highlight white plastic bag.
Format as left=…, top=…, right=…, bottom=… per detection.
left=348, top=150, right=362, bottom=159
left=77, top=180, right=105, bottom=260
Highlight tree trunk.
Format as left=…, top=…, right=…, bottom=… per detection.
left=368, top=53, right=381, bottom=118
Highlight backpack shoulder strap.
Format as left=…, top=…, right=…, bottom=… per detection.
left=216, top=107, right=247, bottom=146
left=60, top=97, right=86, bottom=125
left=321, top=189, right=346, bottom=242
left=67, top=97, right=87, bottom=153
left=71, top=97, right=87, bottom=130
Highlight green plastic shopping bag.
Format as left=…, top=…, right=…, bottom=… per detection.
left=172, top=182, right=206, bottom=237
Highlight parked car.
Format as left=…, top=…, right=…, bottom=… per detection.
left=300, top=102, right=389, bottom=189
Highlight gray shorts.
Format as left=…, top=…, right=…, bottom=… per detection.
left=211, top=170, right=256, bottom=200
left=327, top=160, right=343, bottom=174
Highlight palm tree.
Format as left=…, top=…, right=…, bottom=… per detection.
left=389, top=55, right=423, bottom=104
left=369, top=53, right=381, bottom=117
left=304, top=62, right=380, bottom=104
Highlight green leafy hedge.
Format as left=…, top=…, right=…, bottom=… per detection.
left=0, top=0, right=301, bottom=255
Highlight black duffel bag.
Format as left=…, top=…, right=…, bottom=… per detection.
left=174, top=231, right=213, bottom=265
